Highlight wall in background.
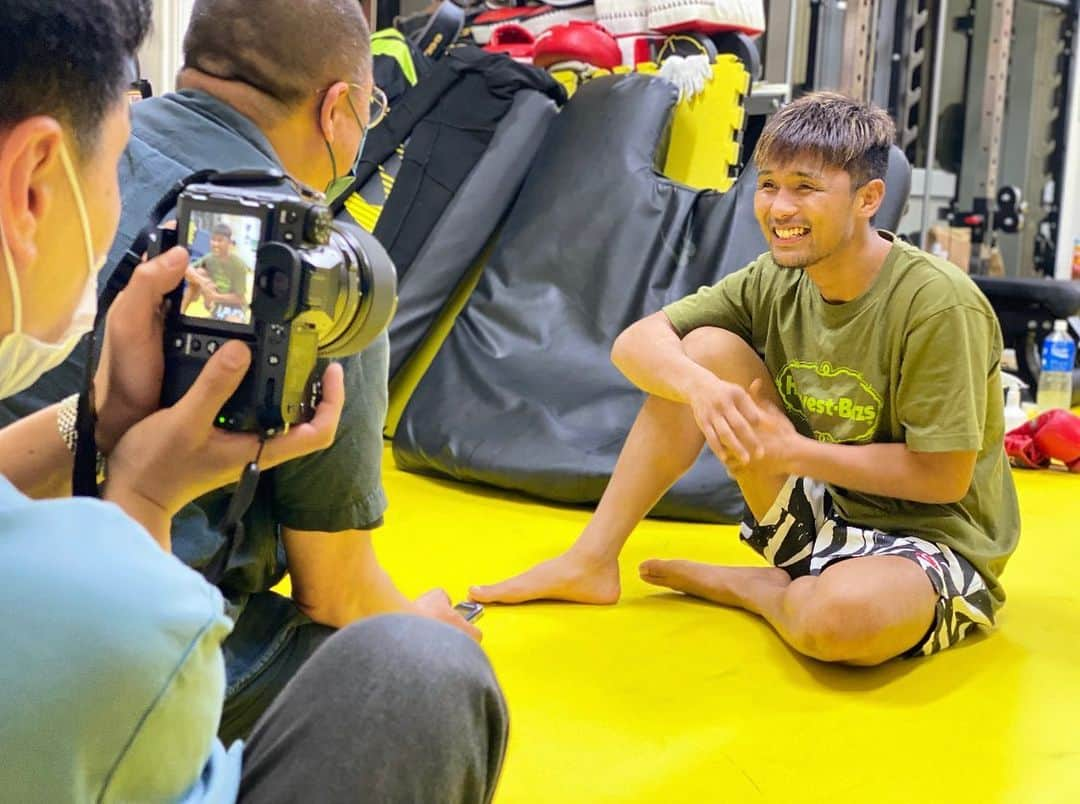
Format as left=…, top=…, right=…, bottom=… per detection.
left=138, top=0, right=196, bottom=95
left=1057, top=36, right=1080, bottom=281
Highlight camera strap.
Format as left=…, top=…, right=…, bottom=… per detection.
left=201, top=437, right=267, bottom=585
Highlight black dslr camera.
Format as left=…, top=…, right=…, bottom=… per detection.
left=152, top=172, right=396, bottom=434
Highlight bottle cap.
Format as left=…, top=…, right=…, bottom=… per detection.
left=1054, top=319, right=1068, bottom=332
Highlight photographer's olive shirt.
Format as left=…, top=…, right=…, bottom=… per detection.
left=662, top=234, right=1020, bottom=605
left=0, top=476, right=242, bottom=802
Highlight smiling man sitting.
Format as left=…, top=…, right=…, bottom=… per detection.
left=470, top=91, right=1020, bottom=665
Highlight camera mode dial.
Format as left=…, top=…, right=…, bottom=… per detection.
left=305, top=207, right=333, bottom=245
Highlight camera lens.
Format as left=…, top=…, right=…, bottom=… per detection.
left=312, top=218, right=397, bottom=359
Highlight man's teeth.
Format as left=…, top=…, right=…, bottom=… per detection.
left=775, top=227, right=808, bottom=239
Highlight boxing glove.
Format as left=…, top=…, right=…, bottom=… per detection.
left=1031, top=409, right=1080, bottom=472
left=1004, top=430, right=1050, bottom=469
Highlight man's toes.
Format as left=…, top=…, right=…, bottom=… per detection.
left=468, top=583, right=509, bottom=603
left=468, top=583, right=509, bottom=605
left=639, top=559, right=681, bottom=586
left=640, top=559, right=721, bottom=597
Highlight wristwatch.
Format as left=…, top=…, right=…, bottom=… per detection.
left=57, top=393, right=106, bottom=484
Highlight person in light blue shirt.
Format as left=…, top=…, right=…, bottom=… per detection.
left=0, top=1, right=508, bottom=801
left=0, top=482, right=244, bottom=801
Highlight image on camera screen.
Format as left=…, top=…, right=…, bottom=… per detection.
left=180, top=211, right=262, bottom=326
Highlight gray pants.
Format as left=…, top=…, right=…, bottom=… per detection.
left=219, top=592, right=337, bottom=744
left=238, top=614, right=509, bottom=803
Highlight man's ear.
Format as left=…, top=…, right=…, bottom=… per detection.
left=317, top=81, right=352, bottom=144
left=0, top=116, right=65, bottom=266
left=856, top=177, right=886, bottom=221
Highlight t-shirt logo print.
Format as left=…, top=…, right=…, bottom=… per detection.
left=775, top=360, right=883, bottom=443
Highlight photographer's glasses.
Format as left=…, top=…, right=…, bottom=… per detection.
left=346, top=84, right=386, bottom=176
left=318, top=82, right=388, bottom=128
left=354, top=84, right=389, bottom=131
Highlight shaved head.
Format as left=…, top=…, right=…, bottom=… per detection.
left=183, top=0, right=370, bottom=109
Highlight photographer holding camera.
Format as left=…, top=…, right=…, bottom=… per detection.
left=1, top=0, right=489, bottom=745
left=0, top=1, right=507, bottom=801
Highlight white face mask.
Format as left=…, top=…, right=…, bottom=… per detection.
left=0, top=141, right=105, bottom=399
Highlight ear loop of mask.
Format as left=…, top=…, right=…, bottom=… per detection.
left=0, top=219, right=22, bottom=332
left=58, top=141, right=97, bottom=278
left=343, top=89, right=368, bottom=175
left=1, top=139, right=94, bottom=338
left=323, top=138, right=340, bottom=187
left=323, top=85, right=369, bottom=187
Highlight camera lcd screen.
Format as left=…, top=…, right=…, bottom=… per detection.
left=180, top=210, right=262, bottom=327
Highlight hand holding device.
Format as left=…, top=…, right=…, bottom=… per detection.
left=453, top=600, right=484, bottom=623
left=93, top=245, right=190, bottom=453
left=104, top=342, right=345, bottom=539
left=414, top=589, right=483, bottom=642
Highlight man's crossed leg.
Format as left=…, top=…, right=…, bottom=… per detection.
left=470, top=328, right=957, bottom=666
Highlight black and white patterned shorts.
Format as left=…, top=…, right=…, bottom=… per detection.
left=740, top=476, right=998, bottom=657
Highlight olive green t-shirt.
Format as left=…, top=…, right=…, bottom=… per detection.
left=196, top=252, right=248, bottom=295
left=194, top=252, right=251, bottom=317
left=662, top=233, right=1019, bottom=605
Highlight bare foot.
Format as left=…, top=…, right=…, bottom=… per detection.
left=469, top=550, right=621, bottom=605
left=639, top=559, right=790, bottom=608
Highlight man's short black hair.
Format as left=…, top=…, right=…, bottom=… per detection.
left=0, top=0, right=152, bottom=156
left=754, top=91, right=896, bottom=189
left=211, top=223, right=233, bottom=238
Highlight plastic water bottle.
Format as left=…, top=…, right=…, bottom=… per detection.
left=1036, top=320, right=1076, bottom=411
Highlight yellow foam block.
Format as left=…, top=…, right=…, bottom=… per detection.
left=661, top=55, right=749, bottom=192
left=551, top=56, right=749, bottom=192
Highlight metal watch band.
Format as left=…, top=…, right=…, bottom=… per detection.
left=56, top=393, right=80, bottom=453
left=57, top=392, right=106, bottom=483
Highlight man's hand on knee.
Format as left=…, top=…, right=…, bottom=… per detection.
left=685, top=374, right=764, bottom=465
left=732, top=379, right=801, bottom=476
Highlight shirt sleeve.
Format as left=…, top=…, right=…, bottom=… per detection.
left=897, top=302, right=1000, bottom=452
left=0, top=493, right=234, bottom=802
left=661, top=259, right=760, bottom=342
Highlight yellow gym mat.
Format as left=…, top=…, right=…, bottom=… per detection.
left=291, top=448, right=1080, bottom=802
